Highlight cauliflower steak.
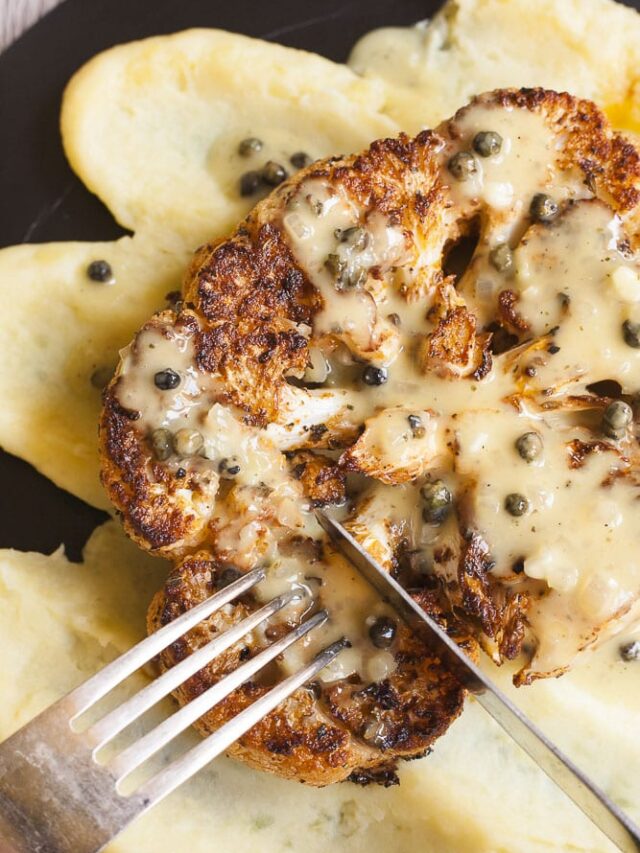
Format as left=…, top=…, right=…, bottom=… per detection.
left=101, top=89, right=640, bottom=785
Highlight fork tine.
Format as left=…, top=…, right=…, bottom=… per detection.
left=111, top=609, right=329, bottom=781
left=87, top=588, right=303, bottom=752
left=131, top=637, right=348, bottom=806
left=68, top=567, right=266, bottom=719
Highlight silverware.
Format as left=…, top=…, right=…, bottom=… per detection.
left=316, top=510, right=640, bottom=853
left=0, top=567, right=345, bottom=853
left=1, top=515, right=637, bottom=853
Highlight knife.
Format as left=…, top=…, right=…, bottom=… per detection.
left=316, top=510, right=640, bottom=853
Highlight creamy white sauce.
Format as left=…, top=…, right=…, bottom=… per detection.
left=513, top=201, right=640, bottom=393
left=115, top=95, right=640, bottom=690
left=455, top=408, right=640, bottom=676
left=116, top=326, right=206, bottom=429
left=283, top=177, right=407, bottom=362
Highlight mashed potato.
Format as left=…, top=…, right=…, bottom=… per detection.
left=61, top=30, right=396, bottom=248
left=1, top=1, right=640, bottom=849
left=0, top=235, right=189, bottom=508
left=349, top=0, right=640, bottom=135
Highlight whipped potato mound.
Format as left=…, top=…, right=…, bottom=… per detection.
left=349, top=0, right=640, bottom=134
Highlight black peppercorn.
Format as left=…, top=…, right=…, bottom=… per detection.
left=217, top=566, right=243, bottom=589
left=154, top=369, right=181, bottom=390
left=290, top=151, right=312, bottom=169
left=362, top=366, right=388, bottom=386
left=369, top=616, right=397, bottom=649
left=87, top=259, right=114, bottom=283
left=239, top=170, right=262, bottom=196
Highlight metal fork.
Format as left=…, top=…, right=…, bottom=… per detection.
left=0, top=567, right=345, bottom=853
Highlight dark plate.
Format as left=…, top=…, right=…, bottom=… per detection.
left=0, top=0, right=638, bottom=557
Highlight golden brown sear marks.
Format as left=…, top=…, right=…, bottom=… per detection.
left=287, top=451, right=346, bottom=506
left=149, top=554, right=473, bottom=785
left=418, top=305, right=493, bottom=380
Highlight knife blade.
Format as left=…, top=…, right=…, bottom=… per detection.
left=316, top=509, right=640, bottom=853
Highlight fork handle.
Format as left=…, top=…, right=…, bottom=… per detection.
left=0, top=809, right=30, bottom=853
left=0, top=701, right=146, bottom=853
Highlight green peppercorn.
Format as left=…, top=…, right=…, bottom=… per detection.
left=622, top=319, right=640, bottom=349
left=324, top=253, right=346, bottom=280
left=407, top=414, right=426, bottom=438
left=239, top=170, right=262, bottom=196
left=515, top=431, right=543, bottom=462
left=473, top=130, right=502, bottom=157
left=344, top=266, right=367, bottom=289
left=369, top=616, right=397, bottom=649
left=261, top=160, right=288, bottom=186
left=421, top=480, right=452, bottom=524
left=505, top=493, right=530, bottom=517
left=238, top=137, right=263, bottom=157
left=290, top=151, right=312, bottom=169
left=173, top=428, right=204, bottom=457
left=530, top=193, right=558, bottom=223
left=150, top=428, right=173, bottom=461
left=362, top=366, right=388, bottom=386
left=87, top=259, right=114, bottom=283
left=489, top=243, right=513, bottom=273
left=602, top=400, right=633, bottom=439
left=447, top=151, right=478, bottom=181
left=335, top=226, right=370, bottom=250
